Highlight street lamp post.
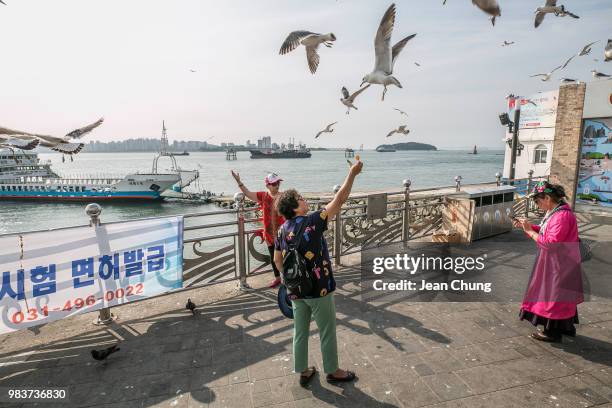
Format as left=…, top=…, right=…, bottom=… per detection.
left=508, top=98, right=521, bottom=185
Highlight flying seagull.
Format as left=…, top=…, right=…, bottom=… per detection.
left=0, top=118, right=103, bottom=158
left=340, top=84, right=370, bottom=114
left=592, top=70, right=611, bottom=79
left=361, top=4, right=417, bottom=101
left=579, top=41, right=599, bottom=56
left=605, top=39, right=612, bottom=62
left=387, top=125, right=410, bottom=137
left=534, top=1, right=579, bottom=29
left=560, top=77, right=578, bottom=83
left=472, top=0, right=501, bottom=26
left=0, top=1, right=6, bottom=5
left=530, top=55, right=574, bottom=81
left=0, top=136, right=39, bottom=162
left=502, top=41, right=515, bottom=47
left=315, top=122, right=337, bottom=139
left=279, top=31, right=336, bottom=74
left=394, top=108, right=408, bottom=117
left=189, top=69, right=196, bottom=73
left=414, top=62, right=421, bottom=66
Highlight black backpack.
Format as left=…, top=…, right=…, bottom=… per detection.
left=281, top=219, right=315, bottom=297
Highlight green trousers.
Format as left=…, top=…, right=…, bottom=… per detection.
left=292, top=293, right=339, bottom=374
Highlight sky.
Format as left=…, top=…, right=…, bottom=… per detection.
left=0, top=0, right=611, bottom=149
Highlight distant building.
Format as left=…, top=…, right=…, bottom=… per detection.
left=257, top=136, right=272, bottom=149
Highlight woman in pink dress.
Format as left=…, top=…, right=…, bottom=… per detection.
left=513, top=181, right=583, bottom=343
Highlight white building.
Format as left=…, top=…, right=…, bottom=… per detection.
left=502, top=90, right=558, bottom=180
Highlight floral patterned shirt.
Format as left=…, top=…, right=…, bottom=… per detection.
left=274, top=209, right=335, bottom=299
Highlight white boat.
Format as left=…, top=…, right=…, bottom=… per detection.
left=0, top=150, right=180, bottom=201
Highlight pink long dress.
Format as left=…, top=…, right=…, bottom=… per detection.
left=520, top=203, right=583, bottom=320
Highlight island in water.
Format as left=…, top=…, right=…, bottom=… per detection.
left=375, top=142, right=437, bottom=151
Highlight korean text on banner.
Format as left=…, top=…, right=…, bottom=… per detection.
left=0, top=216, right=184, bottom=334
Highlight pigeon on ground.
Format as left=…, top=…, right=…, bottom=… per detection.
left=472, top=0, right=501, bottom=26
left=279, top=31, right=336, bottom=74
left=592, top=70, right=611, bottom=79
left=605, top=39, right=612, bottom=62
left=340, top=84, right=370, bottom=114
left=579, top=41, right=599, bottom=56
left=91, top=345, right=120, bottom=361
left=387, top=125, right=410, bottom=137
left=186, top=298, right=196, bottom=315
left=360, top=3, right=417, bottom=101
left=315, top=122, right=337, bottom=139
left=534, top=1, right=579, bottom=29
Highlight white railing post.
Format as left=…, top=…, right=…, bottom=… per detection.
left=402, top=179, right=411, bottom=243
left=87, top=203, right=116, bottom=325
left=455, top=175, right=462, bottom=192
left=332, top=185, right=342, bottom=266
left=234, top=192, right=251, bottom=291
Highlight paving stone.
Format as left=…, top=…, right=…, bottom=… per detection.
left=421, top=373, right=473, bottom=402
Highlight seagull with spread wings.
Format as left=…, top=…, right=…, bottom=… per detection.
left=279, top=31, right=336, bottom=74
left=394, top=108, right=408, bottom=117
left=592, top=70, right=611, bottom=79
left=534, top=0, right=579, bottom=29
left=0, top=118, right=103, bottom=158
left=0, top=136, right=39, bottom=162
left=315, top=122, right=337, bottom=139
left=340, top=85, right=370, bottom=114
left=530, top=55, right=574, bottom=81
left=386, top=125, right=410, bottom=137
left=579, top=41, right=599, bottom=56
left=360, top=3, right=417, bottom=101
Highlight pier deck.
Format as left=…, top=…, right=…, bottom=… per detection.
left=1, top=218, right=612, bottom=408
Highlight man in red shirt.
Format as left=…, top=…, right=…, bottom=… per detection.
left=231, top=170, right=285, bottom=288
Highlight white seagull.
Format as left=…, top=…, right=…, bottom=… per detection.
left=340, top=85, right=370, bottom=114
left=360, top=3, right=417, bottom=101
left=0, top=118, right=104, bottom=158
left=394, top=108, right=408, bottom=117
left=387, top=125, right=410, bottom=137
left=279, top=31, right=336, bottom=74
left=502, top=41, right=515, bottom=47
left=315, top=122, right=337, bottom=139
left=472, top=0, right=501, bottom=26
left=534, top=1, right=579, bottom=29
left=579, top=41, right=599, bottom=56
left=591, top=70, right=611, bottom=79
left=530, top=55, right=574, bottom=81
left=605, top=39, right=612, bottom=62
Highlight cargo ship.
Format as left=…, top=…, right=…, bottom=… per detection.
left=249, top=143, right=311, bottom=159
left=0, top=149, right=180, bottom=201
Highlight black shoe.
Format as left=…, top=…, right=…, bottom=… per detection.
left=299, top=367, right=316, bottom=387
left=326, top=370, right=357, bottom=384
left=531, top=331, right=562, bottom=343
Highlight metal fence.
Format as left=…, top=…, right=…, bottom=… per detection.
left=179, top=173, right=548, bottom=290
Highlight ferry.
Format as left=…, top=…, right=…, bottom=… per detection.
left=0, top=150, right=180, bottom=201
left=249, top=143, right=311, bottom=159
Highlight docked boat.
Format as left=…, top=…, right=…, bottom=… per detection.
left=376, top=146, right=397, bottom=152
left=0, top=150, right=180, bottom=201
left=250, top=143, right=311, bottom=159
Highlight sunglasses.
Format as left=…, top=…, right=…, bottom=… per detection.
left=267, top=181, right=280, bottom=187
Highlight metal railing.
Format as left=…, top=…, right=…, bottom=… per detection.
left=5, top=172, right=549, bottom=325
